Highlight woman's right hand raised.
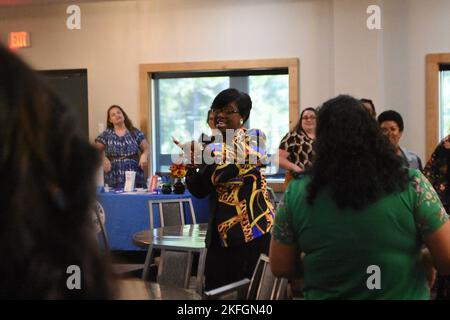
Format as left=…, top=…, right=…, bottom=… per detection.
left=103, top=158, right=112, bottom=173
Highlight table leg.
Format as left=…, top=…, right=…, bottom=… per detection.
left=142, top=244, right=155, bottom=281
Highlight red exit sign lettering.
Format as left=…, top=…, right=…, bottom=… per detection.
left=9, top=32, right=31, bottom=49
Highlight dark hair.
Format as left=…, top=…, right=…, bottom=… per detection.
left=106, top=104, right=135, bottom=132
left=292, top=107, right=317, bottom=133
left=306, top=95, right=409, bottom=210
left=0, top=44, right=114, bottom=299
left=211, top=88, right=252, bottom=123
left=360, top=98, right=376, bottom=117
left=377, top=110, right=404, bottom=132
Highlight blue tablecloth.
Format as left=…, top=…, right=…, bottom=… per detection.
left=96, top=190, right=209, bottom=251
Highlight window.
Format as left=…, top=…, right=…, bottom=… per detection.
left=439, top=65, right=450, bottom=140
left=426, top=54, right=450, bottom=159
left=139, top=59, right=299, bottom=181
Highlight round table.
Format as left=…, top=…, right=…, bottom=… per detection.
left=133, top=223, right=208, bottom=249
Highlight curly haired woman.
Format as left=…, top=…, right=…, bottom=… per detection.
left=270, top=95, right=450, bottom=299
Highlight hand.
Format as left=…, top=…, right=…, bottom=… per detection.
left=444, top=135, right=450, bottom=149
left=103, top=158, right=111, bottom=173
left=139, top=153, right=148, bottom=170
left=177, top=140, right=203, bottom=165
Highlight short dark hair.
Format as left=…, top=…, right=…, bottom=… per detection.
left=306, top=95, right=409, bottom=210
left=377, top=110, right=404, bottom=132
left=211, top=88, right=252, bottom=123
left=360, top=98, right=376, bottom=116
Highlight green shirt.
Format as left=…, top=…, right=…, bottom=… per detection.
left=272, top=169, right=449, bottom=299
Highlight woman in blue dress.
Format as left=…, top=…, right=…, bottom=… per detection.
left=95, top=105, right=149, bottom=189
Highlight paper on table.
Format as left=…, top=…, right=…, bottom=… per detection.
left=124, top=171, right=136, bottom=192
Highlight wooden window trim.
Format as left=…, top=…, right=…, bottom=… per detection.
left=426, top=53, right=450, bottom=159
left=139, top=58, right=300, bottom=175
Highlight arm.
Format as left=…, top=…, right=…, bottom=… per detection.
left=185, top=166, right=214, bottom=199
left=95, top=141, right=111, bottom=173
left=278, top=149, right=302, bottom=173
left=139, top=139, right=149, bottom=170
left=423, top=220, right=450, bottom=275
left=412, top=171, right=450, bottom=274
left=269, top=237, right=302, bottom=278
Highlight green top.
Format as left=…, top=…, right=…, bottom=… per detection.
left=272, top=169, right=449, bottom=299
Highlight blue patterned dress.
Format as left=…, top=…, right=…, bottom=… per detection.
left=95, top=128, right=146, bottom=189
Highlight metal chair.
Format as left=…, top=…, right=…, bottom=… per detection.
left=92, top=200, right=110, bottom=251
left=143, top=198, right=201, bottom=288
left=157, top=249, right=193, bottom=288
left=93, top=200, right=143, bottom=278
left=203, top=254, right=289, bottom=300
left=147, top=247, right=206, bottom=294
left=148, top=198, right=197, bottom=229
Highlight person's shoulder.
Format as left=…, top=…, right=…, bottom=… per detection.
left=131, top=127, right=144, bottom=135
left=285, top=174, right=310, bottom=196
left=96, top=128, right=112, bottom=139
left=401, top=147, right=421, bottom=160
left=406, top=168, right=426, bottom=190
left=407, top=167, right=422, bottom=178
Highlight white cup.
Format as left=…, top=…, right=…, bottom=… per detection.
left=124, top=171, right=136, bottom=192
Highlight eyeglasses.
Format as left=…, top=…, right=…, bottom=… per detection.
left=212, top=108, right=240, bottom=116
left=302, top=116, right=316, bottom=121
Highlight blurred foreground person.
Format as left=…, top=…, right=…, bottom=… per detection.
left=270, top=95, right=450, bottom=299
left=0, top=44, right=114, bottom=299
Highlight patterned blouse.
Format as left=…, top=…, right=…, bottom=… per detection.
left=186, top=128, right=275, bottom=248
left=423, top=139, right=450, bottom=211
left=279, top=130, right=315, bottom=172
left=95, top=128, right=145, bottom=189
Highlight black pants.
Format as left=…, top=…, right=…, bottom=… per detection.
left=204, top=233, right=271, bottom=291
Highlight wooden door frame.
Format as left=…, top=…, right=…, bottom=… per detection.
left=426, top=53, right=450, bottom=159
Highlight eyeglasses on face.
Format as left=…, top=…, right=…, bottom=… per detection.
left=302, top=115, right=316, bottom=121
left=212, top=107, right=240, bottom=116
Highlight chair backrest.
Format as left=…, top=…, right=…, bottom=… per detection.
left=92, top=200, right=110, bottom=252
left=149, top=247, right=206, bottom=294
left=148, top=198, right=197, bottom=229
left=247, top=254, right=288, bottom=300
left=157, top=249, right=193, bottom=288
left=202, top=253, right=287, bottom=300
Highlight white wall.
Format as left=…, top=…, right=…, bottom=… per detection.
left=382, top=0, right=450, bottom=159
left=0, top=0, right=334, bottom=141
left=1, top=0, right=450, bottom=162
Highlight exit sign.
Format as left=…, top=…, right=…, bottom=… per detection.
left=9, top=32, right=31, bottom=49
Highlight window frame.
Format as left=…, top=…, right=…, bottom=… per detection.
left=139, top=58, right=299, bottom=190
left=426, top=53, right=450, bottom=159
